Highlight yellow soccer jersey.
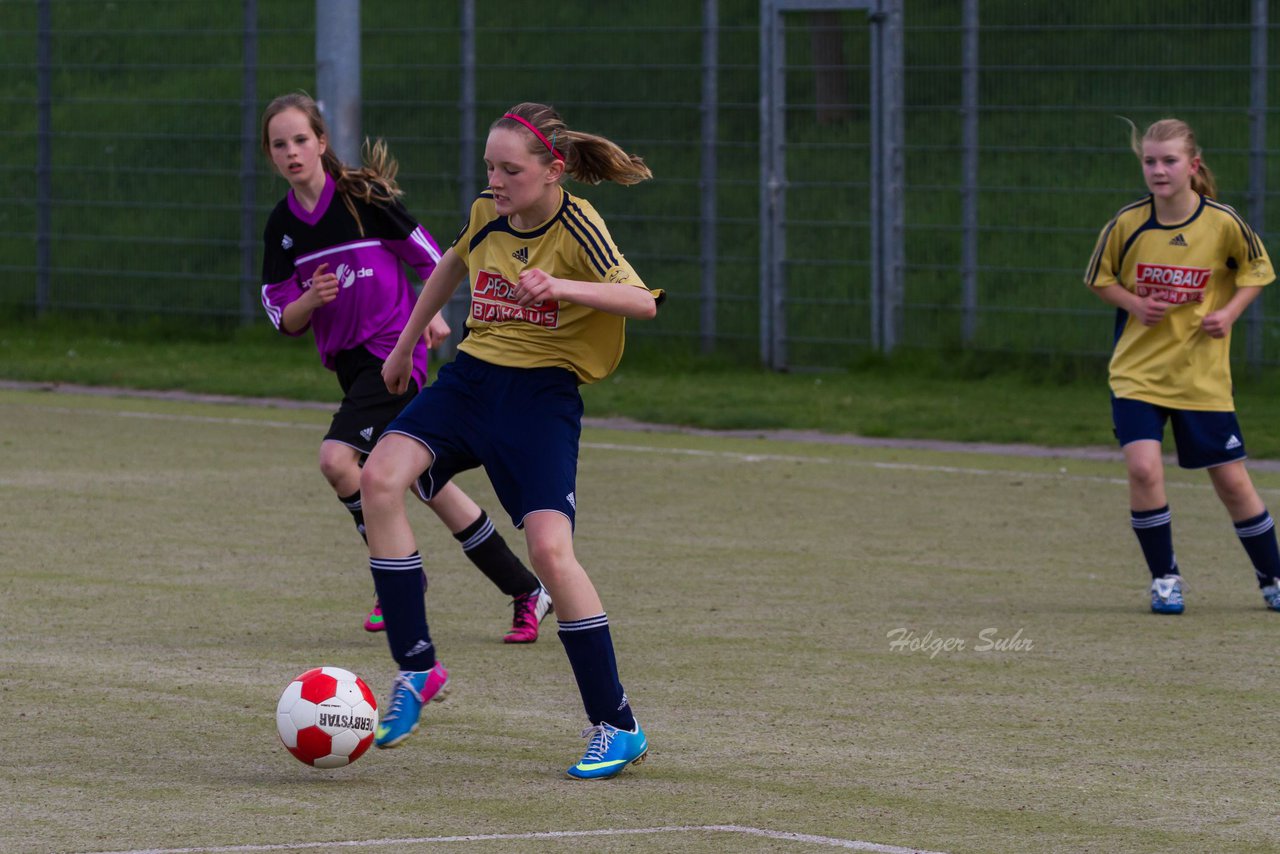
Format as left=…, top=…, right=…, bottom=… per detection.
left=1084, top=194, right=1274, bottom=410
left=451, top=188, right=663, bottom=383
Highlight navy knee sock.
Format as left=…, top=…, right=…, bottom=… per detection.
left=1131, top=505, right=1177, bottom=579
left=369, top=553, right=436, bottom=670
left=557, top=614, right=635, bottom=730
left=1234, top=510, right=1280, bottom=588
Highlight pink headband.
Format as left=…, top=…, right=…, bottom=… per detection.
left=503, top=113, right=564, bottom=162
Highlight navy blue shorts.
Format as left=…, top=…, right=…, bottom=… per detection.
left=383, top=350, right=583, bottom=529
left=1111, top=396, right=1246, bottom=469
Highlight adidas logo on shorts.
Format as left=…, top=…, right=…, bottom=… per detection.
left=360, top=426, right=374, bottom=441
left=1169, top=233, right=1188, bottom=247
left=512, top=246, right=529, bottom=264
left=1226, top=434, right=1242, bottom=450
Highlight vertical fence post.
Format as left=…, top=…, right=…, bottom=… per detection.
left=875, top=0, right=904, bottom=353
left=316, top=0, right=361, bottom=166
left=239, top=0, right=259, bottom=324
left=1246, top=0, right=1267, bottom=370
left=439, top=0, right=477, bottom=362
left=700, top=0, right=719, bottom=354
left=36, top=0, right=51, bottom=315
left=759, top=0, right=789, bottom=369
left=960, top=0, right=978, bottom=345
left=758, top=0, right=775, bottom=367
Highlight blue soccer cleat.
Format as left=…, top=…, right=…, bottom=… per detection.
left=566, top=721, right=648, bottom=780
left=1150, top=575, right=1185, bottom=615
left=374, top=663, right=449, bottom=748
left=1262, top=580, right=1280, bottom=612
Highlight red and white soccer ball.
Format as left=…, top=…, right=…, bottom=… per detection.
left=276, top=666, right=378, bottom=768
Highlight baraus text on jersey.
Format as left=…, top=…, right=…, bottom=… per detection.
left=472, top=270, right=559, bottom=327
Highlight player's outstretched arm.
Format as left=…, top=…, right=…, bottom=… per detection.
left=384, top=249, right=467, bottom=394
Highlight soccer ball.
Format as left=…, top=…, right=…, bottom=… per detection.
left=276, top=666, right=378, bottom=768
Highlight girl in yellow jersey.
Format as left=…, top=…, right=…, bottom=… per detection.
left=1086, top=118, right=1280, bottom=614
left=360, top=103, right=662, bottom=777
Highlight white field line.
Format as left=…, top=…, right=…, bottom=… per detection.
left=79, top=824, right=949, bottom=854
left=8, top=402, right=1252, bottom=496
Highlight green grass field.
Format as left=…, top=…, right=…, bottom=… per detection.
left=4, top=386, right=1280, bottom=854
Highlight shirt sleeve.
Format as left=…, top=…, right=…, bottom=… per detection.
left=1227, top=215, right=1276, bottom=288
left=566, top=203, right=663, bottom=304
left=368, top=196, right=442, bottom=282
left=1084, top=216, right=1124, bottom=290
left=259, top=208, right=308, bottom=336
left=449, top=196, right=487, bottom=267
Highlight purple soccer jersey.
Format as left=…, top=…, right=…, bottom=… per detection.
left=260, top=174, right=442, bottom=390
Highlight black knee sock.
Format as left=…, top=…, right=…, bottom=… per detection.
left=339, top=490, right=367, bottom=544
left=453, top=510, right=540, bottom=597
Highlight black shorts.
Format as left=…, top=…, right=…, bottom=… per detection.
left=324, top=347, right=420, bottom=456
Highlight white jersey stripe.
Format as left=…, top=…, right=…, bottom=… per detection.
left=295, top=239, right=383, bottom=266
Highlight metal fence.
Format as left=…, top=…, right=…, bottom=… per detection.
left=2, top=0, right=1279, bottom=370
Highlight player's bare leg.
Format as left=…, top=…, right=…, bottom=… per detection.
left=361, top=435, right=449, bottom=748
left=1209, top=461, right=1280, bottom=610
left=523, top=511, right=646, bottom=779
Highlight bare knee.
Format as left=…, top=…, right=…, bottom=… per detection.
left=318, top=442, right=361, bottom=492
left=1211, top=464, right=1263, bottom=517
left=1127, top=457, right=1163, bottom=493
left=359, top=451, right=409, bottom=513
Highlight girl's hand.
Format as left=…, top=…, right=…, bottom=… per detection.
left=1202, top=307, right=1239, bottom=339
left=308, top=262, right=340, bottom=308
left=1133, top=293, right=1171, bottom=327
left=425, top=313, right=452, bottom=348
left=514, top=268, right=561, bottom=307
left=382, top=346, right=413, bottom=395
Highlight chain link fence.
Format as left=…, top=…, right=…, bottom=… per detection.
left=2, top=0, right=1278, bottom=370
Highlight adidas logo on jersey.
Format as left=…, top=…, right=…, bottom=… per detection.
left=281, top=234, right=294, bottom=249
left=1226, top=434, right=1242, bottom=450
left=1169, top=233, right=1188, bottom=247
left=512, top=246, right=529, bottom=264
left=360, top=426, right=374, bottom=441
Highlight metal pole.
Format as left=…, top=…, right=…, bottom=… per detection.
left=876, top=0, right=904, bottom=353
left=769, top=9, right=788, bottom=371
left=758, top=0, right=774, bottom=367
left=868, top=4, right=882, bottom=351
left=316, top=0, right=361, bottom=166
left=459, top=0, right=477, bottom=215
left=960, top=0, right=978, bottom=345
left=439, top=0, right=477, bottom=361
left=239, top=0, right=259, bottom=324
left=700, top=0, right=719, bottom=354
left=1246, top=0, right=1267, bottom=369
left=36, top=0, right=51, bottom=315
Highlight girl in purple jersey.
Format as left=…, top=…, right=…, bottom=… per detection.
left=359, top=102, right=661, bottom=779
left=259, top=92, right=553, bottom=643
